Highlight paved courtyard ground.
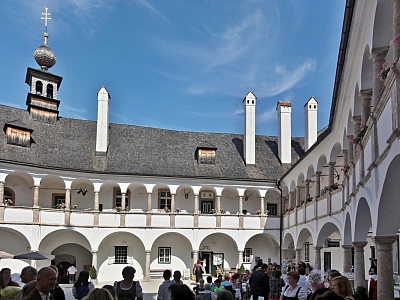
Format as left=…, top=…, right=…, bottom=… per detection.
left=61, top=279, right=198, bottom=300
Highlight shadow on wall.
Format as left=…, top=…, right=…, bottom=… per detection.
left=232, top=138, right=244, bottom=162
left=265, top=141, right=278, bottom=160
left=291, top=140, right=305, bottom=160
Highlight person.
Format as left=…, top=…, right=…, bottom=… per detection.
left=24, top=267, right=57, bottom=300
left=266, top=264, right=274, bottom=279
left=331, top=276, right=354, bottom=300
left=202, top=258, right=207, bottom=274
left=326, top=271, right=341, bottom=289
left=368, top=260, right=377, bottom=275
left=82, top=288, right=113, bottom=300
left=169, top=284, right=195, bottom=300
left=216, top=290, right=234, bottom=300
left=297, top=268, right=307, bottom=289
left=280, top=271, right=308, bottom=300
left=197, top=283, right=216, bottom=300
left=269, top=270, right=284, bottom=300
left=194, top=260, right=203, bottom=283
left=0, top=268, right=20, bottom=299
left=171, top=271, right=183, bottom=285
left=242, top=270, right=251, bottom=282
left=113, top=266, right=143, bottom=300
left=308, top=288, right=343, bottom=300
left=102, top=285, right=117, bottom=300
left=213, top=279, right=223, bottom=294
left=206, top=276, right=213, bottom=290
left=72, top=271, right=94, bottom=300
left=281, top=268, right=288, bottom=285
left=282, top=258, right=288, bottom=269
left=199, top=279, right=206, bottom=292
left=249, top=263, right=270, bottom=300
left=306, top=269, right=324, bottom=293
left=67, top=265, right=78, bottom=284
left=49, top=266, right=65, bottom=300
left=157, top=270, right=172, bottom=300
left=14, top=267, right=37, bottom=300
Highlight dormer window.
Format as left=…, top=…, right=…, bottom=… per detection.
left=36, top=81, right=43, bottom=95
left=46, top=84, right=53, bottom=98
left=3, top=121, right=33, bottom=148
left=197, top=149, right=216, bottom=164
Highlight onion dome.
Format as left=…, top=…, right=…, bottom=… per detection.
left=33, top=33, right=56, bottom=70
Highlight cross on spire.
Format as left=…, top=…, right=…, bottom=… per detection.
left=41, top=7, right=51, bottom=32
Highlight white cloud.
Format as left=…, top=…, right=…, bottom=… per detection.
left=257, top=107, right=277, bottom=123
left=135, top=0, right=171, bottom=23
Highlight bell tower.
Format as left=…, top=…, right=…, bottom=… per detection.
left=25, top=7, right=62, bottom=124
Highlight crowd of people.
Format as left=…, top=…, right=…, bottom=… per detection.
left=0, top=258, right=373, bottom=300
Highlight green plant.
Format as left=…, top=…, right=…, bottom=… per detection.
left=89, top=266, right=97, bottom=279
left=353, top=286, right=368, bottom=300
left=124, top=206, right=131, bottom=212
left=114, top=206, right=122, bottom=212
left=240, top=263, right=245, bottom=273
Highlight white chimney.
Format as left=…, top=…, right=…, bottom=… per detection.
left=243, top=91, right=257, bottom=165
left=304, top=96, right=318, bottom=151
left=277, top=101, right=292, bottom=164
left=96, top=86, right=110, bottom=155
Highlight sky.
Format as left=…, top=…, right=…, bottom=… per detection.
left=0, top=0, right=346, bottom=137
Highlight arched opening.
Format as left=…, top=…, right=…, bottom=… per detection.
left=244, top=233, right=280, bottom=268
left=35, top=81, right=43, bottom=95
left=46, top=84, right=53, bottom=98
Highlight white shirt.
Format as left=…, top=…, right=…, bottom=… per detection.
left=298, top=275, right=307, bottom=289
left=157, top=280, right=173, bottom=300
left=281, top=285, right=308, bottom=300
left=199, top=290, right=215, bottom=300
left=282, top=259, right=288, bottom=268
left=67, top=266, right=78, bottom=274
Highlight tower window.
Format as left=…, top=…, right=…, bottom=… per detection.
left=314, top=105, right=316, bottom=109
left=46, top=84, right=53, bottom=98
left=36, top=81, right=43, bottom=95
left=197, top=149, right=216, bottom=164
left=309, top=105, right=311, bottom=109
left=252, top=100, right=254, bottom=104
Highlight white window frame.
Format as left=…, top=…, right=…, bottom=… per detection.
left=304, top=242, right=310, bottom=263
left=158, top=247, right=171, bottom=264
left=243, top=248, right=252, bottom=263
left=108, top=246, right=133, bottom=265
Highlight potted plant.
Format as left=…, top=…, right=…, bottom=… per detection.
left=124, top=206, right=131, bottom=212
left=219, top=209, right=226, bottom=214
left=210, top=209, right=217, bottom=214
left=114, top=206, right=122, bottom=212
left=175, top=208, right=181, bottom=213
left=163, top=207, right=171, bottom=213
left=89, top=266, right=98, bottom=284
left=55, top=203, right=66, bottom=209
left=3, top=199, right=12, bottom=206
left=70, top=205, right=77, bottom=210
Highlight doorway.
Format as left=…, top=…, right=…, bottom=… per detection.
left=212, top=253, right=224, bottom=277
left=323, top=252, right=331, bottom=272
left=56, top=261, right=72, bottom=284
left=200, top=251, right=212, bottom=274
left=201, top=201, right=214, bottom=213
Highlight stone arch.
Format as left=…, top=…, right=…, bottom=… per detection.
left=199, top=232, right=239, bottom=270
left=296, top=173, right=305, bottom=187
left=71, top=178, right=95, bottom=210
left=152, top=183, right=171, bottom=211
left=0, top=227, right=32, bottom=271
left=306, top=164, right=315, bottom=181
left=316, top=221, right=342, bottom=247
left=354, top=197, right=372, bottom=241
left=127, top=182, right=148, bottom=211
left=347, top=110, right=355, bottom=137
left=244, top=233, right=280, bottom=265
left=296, top=227, right=313, bottom=249
left=283, top=232, right=295, bottom=249
left=175, top=184, right=194, bottom=212
left=343, top=212, right=352, bottom=246
left=40, top=175, right=66, bottom=208
left=242, top=187, right=261, bottom=215
left=360, top=45, right=373, bottom=90
left=221, top=186, right=239, bottom=214
left=316, top=155, right=327, bottom=173
left=289, top=180, right=296, bottom=193
left=376, top=154, right=400, bottom=236
left=329, top=142, right=342, bottom=163
left=353, top=83, right=361, bottom=118
left=97, top=231, right=146, bottom=280
left=372, top=0, right=393, bottom=49
left=5, top=171, right=34, bottom=207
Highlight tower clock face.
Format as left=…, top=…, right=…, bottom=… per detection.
left=201, top=192, right=214, bottom=199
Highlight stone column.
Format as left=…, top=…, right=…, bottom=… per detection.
left=295, top=249, right=302, bottom=267
left=33, top=185, right=40, bottom=222
left=296, top=187, right=301, bottom=206
left=65, top=188, right=71, bottom=225
left=353, top=116, right=362, bottom=135
left=352, top=241, right=368, bottom=288
left=315, top=172, right=322, bottom=198
left=93, top=191, right=99, bottom=226
left=216, top=195, right=221, bottom=212
left=328, top=162, right=335, bottom=186
left=342, top=245, right=352, bottom=273
left=171, top=194, right=175, bottom=212
left=33, top=185, right=40, bottom=207
left=314, top=246, right=323, bottom=270
left=193, top=250, right=199, bottom=266
left=260, top=197, right=265, bottom=214
left=121, top=193, right=126, bottom=209
left=284, top=197, right=288, bottom=211
left=305, top=180, right=310, bottom=200
left=359, top=89, right=373, bottom=125
left=0, top=181, right=4, bottom=222
left=372, top=47, right=390, bottom=107
left=288, top=192, right=293, bottom=209
left=239, top=196, right=243, bottom=214
left=145, top=250, right=151, bottom=281
left=91, top=251, right=98, bottom=270
left=147, top=193, right=152, bottom=212
left=194, top=194, right=199, bottom=213
left=373, top=235, right=397, bottom=300
left=238, top=250, right=243, bottom=269
left=360, top=144, right=365, bottom=180
left=343, top=150, right=349, bottom=174
left=347, top=136, right=354, bottom=162
left=282, top=249, right=287, bottom=262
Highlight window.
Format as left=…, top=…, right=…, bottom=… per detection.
left=4, top=188, right=15, bottom=206
left=158, top=247, right=171, bottom=264
left=200, top=191, right=214, bottom=213
left=266, top=204, right=278, bottom=215
left=243, top=248, right=252, bottom=263
left=113, top=188, right=130, bottom=208
left=197, top=149, right=216, bottom=165
left=5, top=126, right=32, bottom=148
left=35, top=81, right=43, bottom=95
left=46, top=84, right=53, bottom=98
left=304, top=242, right=310, bottom=262
left=114, top=246, right=128, bottom=264
left=53, top=194, right=65, bottom=207
left=159, top=190, right=171, bottom=209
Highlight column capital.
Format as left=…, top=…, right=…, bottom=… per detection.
left=359, top=88, right=373, bottom=99
left=305, top=179, right=311, bottom=183
left=91, top=250, right=98, bottom=254
left=145, top=250, right=151, bottom=254
left=314, top=246, right=323, bottom=251
left=373, top=235, right=398, bottom=246
left=315, top=171, right=322, bottom=175
left=342, top=245, right=352, bottom=250
left=352, top=115, right=361, bottom=125
left=352, top=241, right=368, bottom=248
left=193, top=250, right=199, bottom=253
left=371, top=45, right=390, bottom=61
left=147, top=192, right=152, bottom=195
left=238, top=250, right=244, bottom=254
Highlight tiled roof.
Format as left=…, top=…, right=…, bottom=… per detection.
left=0, top=104, right=304, bottom=181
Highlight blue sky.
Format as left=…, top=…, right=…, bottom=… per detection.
left=0, top=0, right=345, bottom=137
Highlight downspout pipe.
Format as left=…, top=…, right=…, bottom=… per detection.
left=277, top=178, right=283, bottom=266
